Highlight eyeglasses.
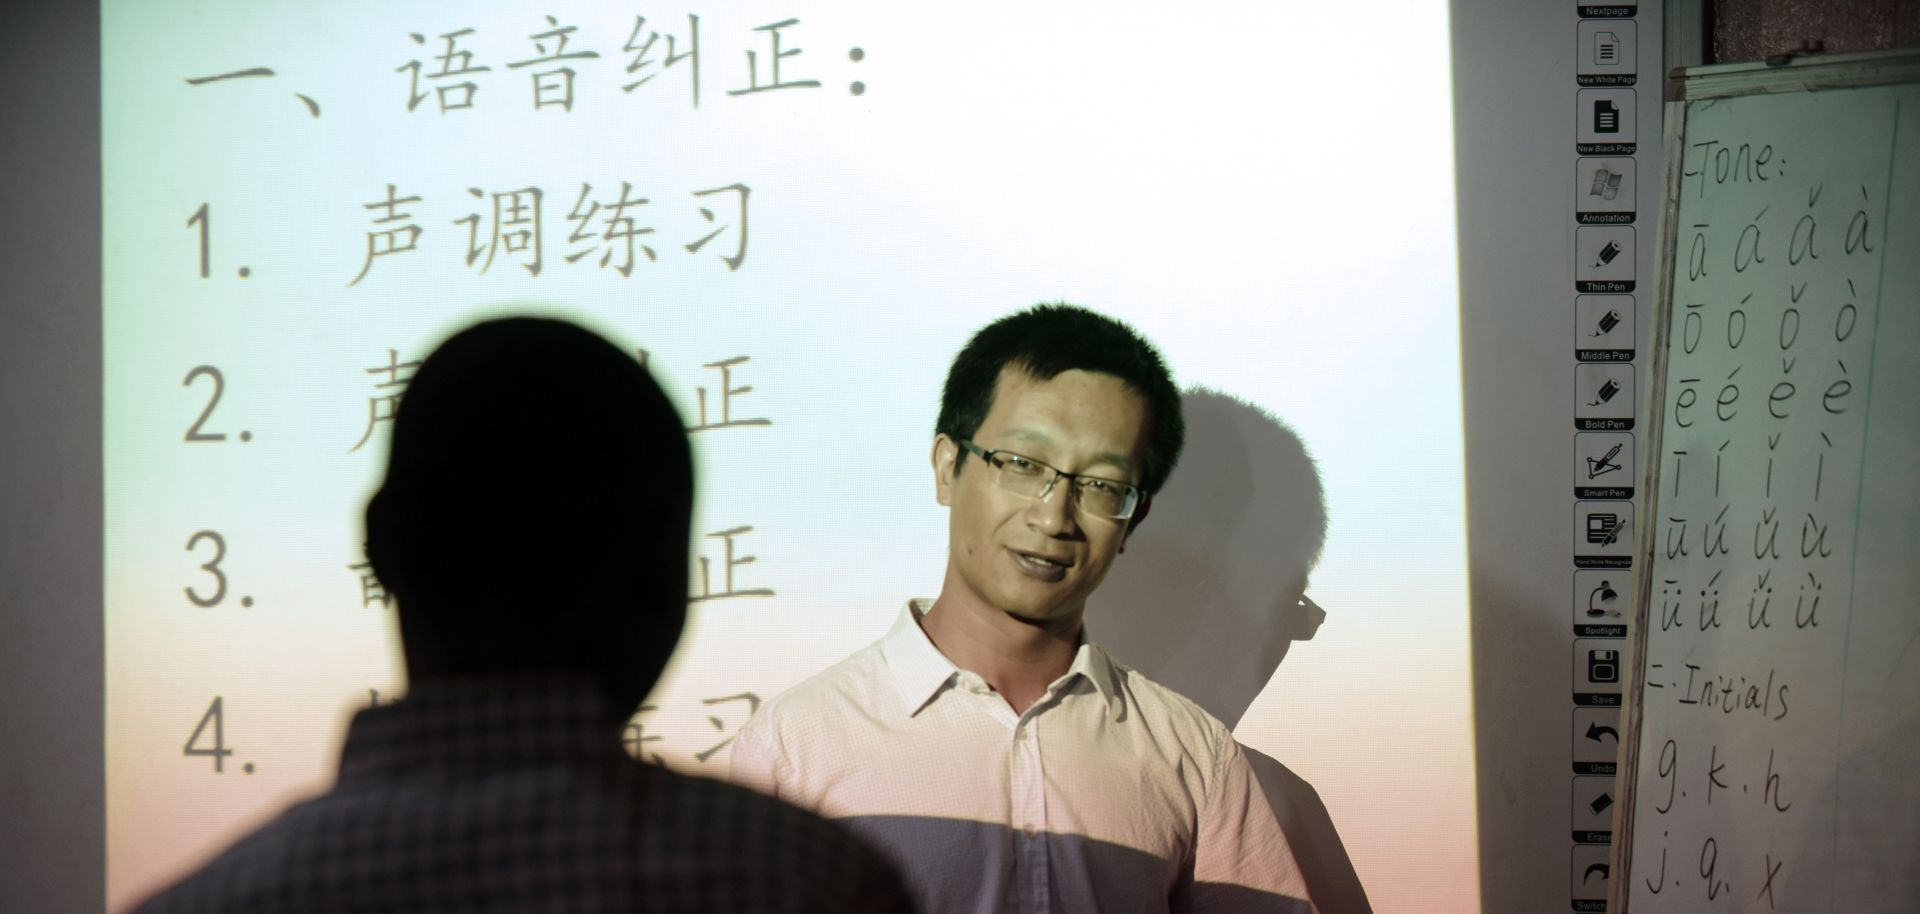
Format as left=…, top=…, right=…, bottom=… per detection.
left=958, top=439, right=1143, bottom=521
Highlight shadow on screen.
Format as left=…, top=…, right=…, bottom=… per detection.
left=1095, top=388, right=1372, bottom=914
left=841, top=815, right=1314, bottom=913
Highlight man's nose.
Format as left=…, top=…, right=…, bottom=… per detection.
left=1025, top=474, right=1079, bottom=536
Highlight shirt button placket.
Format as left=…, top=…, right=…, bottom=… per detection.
left=1010, top=717, right=1050, bottom=913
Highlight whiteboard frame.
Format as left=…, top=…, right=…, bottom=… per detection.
left=1610, top=48, right=1920, bottom=914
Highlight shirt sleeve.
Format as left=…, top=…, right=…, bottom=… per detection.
left=728, top=703, right=786, bottom=800
left=1186, top=733, right=1320, bottom=914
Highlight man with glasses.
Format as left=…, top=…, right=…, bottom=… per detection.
left=733, top=304, right=1317, bottom=913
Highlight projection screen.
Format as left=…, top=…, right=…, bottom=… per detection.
left=103, top=2, right=1475, bottom=911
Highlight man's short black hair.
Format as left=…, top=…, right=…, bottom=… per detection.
left=365, top=315, right=693, bottom=692
left=936, top=303, right=1185, bottom=496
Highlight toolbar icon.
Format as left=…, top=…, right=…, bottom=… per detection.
left=1595, top=31, right=1620, bottom=65
left=1576, top=89, right=1637, bottom=153
left=1575, top=295, right=1635, bottom=360
left=1574, top=633, right=1620, bottom=706
left=1572, top=706, right=1621, bottom=775
left=1574, top=363, right=1635, bottom=430
left=1571, top=843, right=1611, bottom=910
left=1575, top=226, right=1635, bottom=292
left=1573, top=568, right=1632, bottom=635
left=1576, top=158, right=1635, bottom=224
left=1571, top=775, right=1616, bottom=843
left=1574, top=431, right=1634, bottom=497
left=1574, top=500, right=1634, bottom=567
left=1578, top=20, right=1638, bottom=86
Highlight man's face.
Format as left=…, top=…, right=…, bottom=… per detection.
left=934, top=366, right=1150, bottom=624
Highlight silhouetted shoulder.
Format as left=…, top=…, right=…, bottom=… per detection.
left=132, top=760, right=914, bottom=914
left=633, top=763, right=919, bottom=913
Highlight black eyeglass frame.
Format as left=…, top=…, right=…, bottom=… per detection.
left=955, top=438, right=1143, bottom=521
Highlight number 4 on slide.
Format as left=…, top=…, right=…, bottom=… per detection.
left=183, top=696, right=234, bottom=773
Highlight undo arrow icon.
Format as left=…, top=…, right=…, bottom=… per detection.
left=1586, top=722, right=1619, bottom=742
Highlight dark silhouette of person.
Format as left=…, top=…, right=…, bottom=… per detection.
left=132, top=316, right=915, bottom=914
left=1100, top=389, right=1373, bottom=914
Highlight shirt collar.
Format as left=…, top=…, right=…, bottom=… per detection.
left=881, top=599, right=1126, bottom=721
left=1062, top=625, right=1127, bottom=721
left=879, top=600, right=961, bottom=717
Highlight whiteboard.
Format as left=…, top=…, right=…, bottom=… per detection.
left=1615, top=55, right=1920, bottom=914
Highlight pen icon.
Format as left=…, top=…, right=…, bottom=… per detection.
left=1589, top=378, right=1621, bottom=406
left=1586, top=443, right=1623, bottom=479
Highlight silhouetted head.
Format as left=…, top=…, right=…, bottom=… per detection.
left=1096, top=390, right=1328, bottom=728
left=936, top=303, right=1185, bottom=499
left=365, top=316, right=693, bottom=721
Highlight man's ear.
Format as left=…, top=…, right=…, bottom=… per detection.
left=1119, top=493, right=1153, bottom=553
left=931, top=435, right=958, bottom=506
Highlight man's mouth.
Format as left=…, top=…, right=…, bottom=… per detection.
left=1011, top=549, right=1073, bottom=582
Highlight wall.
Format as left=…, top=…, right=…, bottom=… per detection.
left=0, top=5, right=104, bottom=913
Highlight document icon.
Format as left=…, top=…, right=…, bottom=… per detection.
left=1577, top=90, right=1636, bottom=150
left=1577, top=21, right=1638, bottom=87
left=1593, top=100, right=1620, bottom=133
left=1595, top=32, right=1620, bottom=65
